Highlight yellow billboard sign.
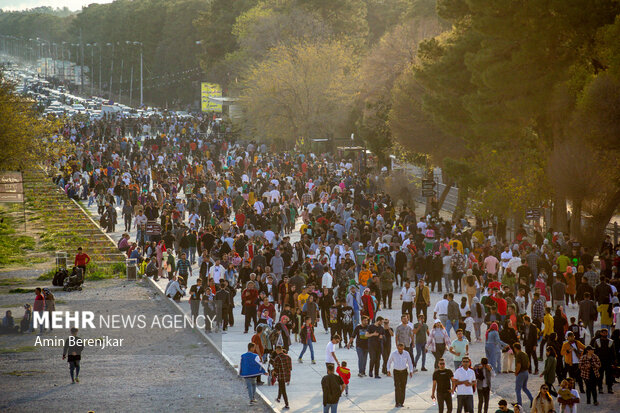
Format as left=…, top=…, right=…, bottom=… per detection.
left=201, top=82, right=222, bottom=112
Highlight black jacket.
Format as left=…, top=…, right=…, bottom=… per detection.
left=522, top=323, right=538, bottom=349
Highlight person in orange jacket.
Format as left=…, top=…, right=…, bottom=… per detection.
left=359, top=265, right=372, bottom=288
left=337, top=361, right=351, bottom=396
left=560, top=332, right=586, bottom=393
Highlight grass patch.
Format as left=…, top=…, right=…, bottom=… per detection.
left=0, top=226, right=37, bottom=266
left=37, top=269, right=56, bottom=281
left=110, top=262, right=126, bottom=275
left=0, top=346, right=38, bottom=354
left=39, top=229, right=87, bottom=252
left=8, top=288, right=36, bottom=294
left=0, top=278, right=27, bottom=286
left=84, top=262, right=118, bottom=281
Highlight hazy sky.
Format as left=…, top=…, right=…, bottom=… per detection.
left=1, top=0, right=113, bottom=11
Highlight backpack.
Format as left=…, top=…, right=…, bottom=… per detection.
left=52, top=268, right=69, bottom=286
left=269, top=329, right=282, bottom=347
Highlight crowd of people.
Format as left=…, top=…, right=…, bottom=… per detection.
left=48, top=111, right=620, bottom=412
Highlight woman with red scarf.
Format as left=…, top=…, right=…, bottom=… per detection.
left=485, top=322, right=508, bottom=374
left=361, top=288, right=375, bottom=322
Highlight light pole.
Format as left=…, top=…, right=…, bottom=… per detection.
left=107, top=43, right=115, bottom=100
left=86, top=43, right=95, bottom=96
left=133, top=41, right=143, bottom=107
left=61, top=42, right=67, bottom=84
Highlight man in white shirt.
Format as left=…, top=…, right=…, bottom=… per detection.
left=500, top=246, right=512, bottom=270
left=322, top=270, right=333, bottom=290
left=325, top=335, right=341, bottom=369
left=264, top=229, right=275, bottom=244
left=209, top=259, right=226, bottom=284
left=254, top=200, right=265, bottom=215
left=434, top=294, right=450, bottom=329
left=400, top=281, right=415, bottom=322
left=451, top=357, right=476, bottom=413
left=387, top=343, right=414, bottom=408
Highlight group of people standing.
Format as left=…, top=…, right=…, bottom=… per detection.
left=49, top=110, right=620, bottom=412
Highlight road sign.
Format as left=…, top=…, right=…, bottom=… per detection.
left=422, top=189, right=436, bottom=197
left=145, top=220, right=162, bottom=235
left=0, top=171, right=24, bottom=203
left=422, top=179, right=435, bottom=190
left=0, top=193, right=24, bottom=202
left=525, top=208, right=541, bottom=220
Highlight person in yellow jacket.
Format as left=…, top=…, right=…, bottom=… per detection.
left=358, top=266, right=372, bottom=287
left=560, top=332, right=586, bottom=393
left=540, top=308, right=554, bottom=360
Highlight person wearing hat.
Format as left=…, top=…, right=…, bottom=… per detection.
left=579, top=345, right=601, bottom=405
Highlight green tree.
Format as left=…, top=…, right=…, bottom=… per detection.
left=0, top=70, right=57, bottom=170
left=239, top=41, right=358, bottom=146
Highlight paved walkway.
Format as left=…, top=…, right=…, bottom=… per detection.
left=80, top=199, right=504, bottom=412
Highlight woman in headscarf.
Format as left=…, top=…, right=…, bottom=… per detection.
left=531, top=384, right=555, bottom=413
left=275, top=314, right=291, bottom=351
left=500, top=319, right=518, bottom=373
left=242, top=281, right=259, bottom=333
left=462, top=269, right=478, bottom=305
left=485, top=322, right=507, bottom=374
left=563, top=266, right=577, bottom=308
left=361, top=288, right=375, bottom=321
left=471, top=297, right=486, bottom=342
left=535, top=273, right=550, bottom=301
left=426, top=319, right=451, bottom=369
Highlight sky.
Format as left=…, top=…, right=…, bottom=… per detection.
left=1, top=0, right=113, bottom=11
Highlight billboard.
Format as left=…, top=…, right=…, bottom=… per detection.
left=201, top=82, right=222, bottom=112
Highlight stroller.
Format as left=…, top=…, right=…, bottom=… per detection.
left=63, top=266, right=84, bottom=291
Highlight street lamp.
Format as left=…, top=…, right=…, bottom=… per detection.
left=131, top=41, right=144, bottom=107
left=106, top=42, right=115, bottom=100
left=86, top=43, right=96, bottom=96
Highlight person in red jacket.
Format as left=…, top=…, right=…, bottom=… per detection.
left=74, top=247, right=91, bottom=278
left=337, top=361, right=351, bottom=396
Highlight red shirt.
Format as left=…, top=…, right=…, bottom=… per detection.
left=75, top=253, right=91, bottom=267
left=34, top=294, right=45, bottom=312
left=490, top=296, right=507, bottom=316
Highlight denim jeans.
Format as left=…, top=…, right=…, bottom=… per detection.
left=356, top=346, right=368, bottom=375
left=323, top=403, right=338, bottom=413
left=69, top=360, right=80, bottom=381
left=245, top=377, right=257, bottom=401
left=414, top=343, right=426, bottom=368
left=515, top=371, right=533, bottom=406
left=299, top=341, right=315, bottom=361
left=189, top=246, right=196, bottom=264
left=446, top=319, right=459, bottom=337
left=352, top=310, right=360, bottom=329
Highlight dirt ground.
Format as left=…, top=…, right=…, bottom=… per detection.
left=0, top=277, right=270, bottom=412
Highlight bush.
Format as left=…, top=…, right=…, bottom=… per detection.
left=110, top=262, right=126, bottom=275
left=37, top=270, right=55, bottom=280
